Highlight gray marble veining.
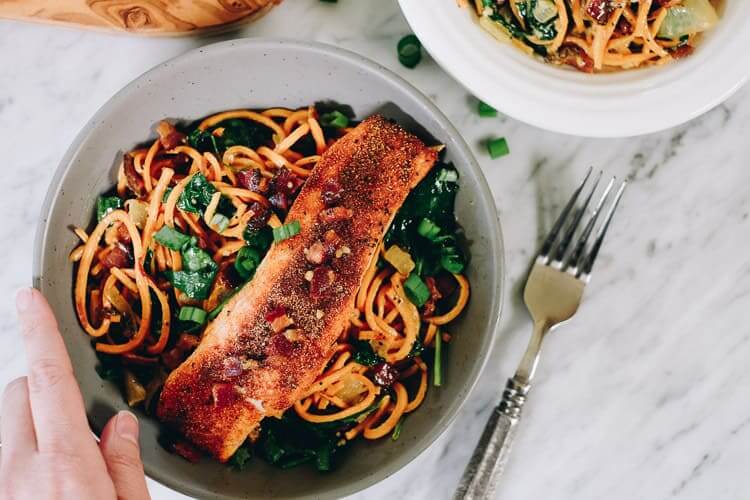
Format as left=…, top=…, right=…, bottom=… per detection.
left=1, top=1, right=749, bottom=499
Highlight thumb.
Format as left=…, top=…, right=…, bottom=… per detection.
left=100, top=411, right=151, bottom=500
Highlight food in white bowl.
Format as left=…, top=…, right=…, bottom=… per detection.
left=399, top=0, right=750, bottom=137
left=467, top=0, right=720, bottom=73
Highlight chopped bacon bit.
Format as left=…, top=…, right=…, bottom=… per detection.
left=246, top=202, right=272, bottom=232
left=123, top=153, right=145, bottom=197
left=175, top=333, right=200, bottom=352
left=585, top=0, right=614, bottom=25
left=115, top=222, right=132, bottom=244
left=422, top=276, right=443, bottom=318
left=272, top=168, right=304, bottom=197
left=212, top=383, right=237, bottom=409
left=151, top=152, right=190, bottom=175
left=156, top=121, right=186, bottom=150
left=319, top=207, right=353, bottom=224
left=161, top=347, right=184, bottom=370
left=371, top=362, right=398, bottom=387
left=321, top=178, right=343, bottom=207
left=100, top=244, right=132, bottom=269
left=310, top=266, right=335, bottom=300
left=223, top=357, right=244, bottom=378
left=265, top=305, right=287, bottom=323
left=614, top=16, right=633, bottom=36
left=237, top=169, right=269, bottom=194
left=435, top=273, right=458, bottom=298
left=269, top=192, right=289, bottom=211
left=172, top=440, right=202, bottom=463
left=670, top=44, right=694, bottom=59
left=558, top=44, right=594, bottom=73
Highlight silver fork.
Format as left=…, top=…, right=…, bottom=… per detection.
left=454, top=169, right=627, bottom=500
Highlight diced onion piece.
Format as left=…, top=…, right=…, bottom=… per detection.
left=384, top=245, right=415, bottom=276
left=126, top=199, right=149, bottom=229
left=658, top=0, right=719, bottom=39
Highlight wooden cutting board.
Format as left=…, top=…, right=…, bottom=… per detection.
left=0, top=0, right=281, bottom=36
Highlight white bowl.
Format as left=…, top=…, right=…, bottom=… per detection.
left=399, top=0, right=750, bottom=137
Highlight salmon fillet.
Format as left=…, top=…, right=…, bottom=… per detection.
left=157, top=115, right=437, bottom=461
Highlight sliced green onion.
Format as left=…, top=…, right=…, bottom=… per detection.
left=417, top=218, right=442, bottom=241
left=178, top=306, right=207, bottom=325
left=440, top=249, right=465, bottom=274
left=433, top=329, right=443, bottom=387
left=153, top=225, right=192, bottom=251
left=437, top=168, right=459, bottom=183
left=320, top=110, right=349, bottom=129
left=210, top=213, right=230, bottom=233
left=487, top=137, right=510, bottom=159
left=477, top=100, right=498, bottom=117
left=96, top=196, right=123, bottom=222
left=391, top=417, right=405, bottom=441
left=235, top=246, right=262, bottom=280
left=397, top=34, right=422, bottom=69
left=404, top=272, right=430, bottom=307
left=273, top=220, right=301, bottom=242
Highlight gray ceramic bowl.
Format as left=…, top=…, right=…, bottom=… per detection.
left=32, top=39, right=504, bottom=499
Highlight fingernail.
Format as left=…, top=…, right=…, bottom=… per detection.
left=16, top=288, right=33, bottom=313
left=116, top=410, right=140, bottom=445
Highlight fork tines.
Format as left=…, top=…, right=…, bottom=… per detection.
left=539, top=167, right=626, bottom=281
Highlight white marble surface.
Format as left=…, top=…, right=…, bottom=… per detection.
left=2, top=1, right=750, bottom=499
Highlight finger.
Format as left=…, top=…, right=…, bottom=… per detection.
left=1, top=377, right=37, bottom=457
left=100, top=411, right=150, bottom=500
left=16, top=288, right=94, bottom=454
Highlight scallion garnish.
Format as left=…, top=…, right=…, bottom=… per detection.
left=320, top=110, right=349, bottom=129
left=397, top=34, right=422, bottom=69
left=234, top=245, right=262, bottom=280
left=153, top=225, right=192, bottom=251
left=178, top=306, right=207, bottom=325
left=437, top=168, right=458, bottom=183
left=487, top=137, right=510, bottom=159
left=417, top=218, right=442, bottom=241
left=210, top=213, right=230, bottom=233
left=273, top=220, right=301, bottom=242
left=433, top=329, right=443, bottom=387
left=404, top=272, right=430, bottom=307
left=478, top=100, right=498, bottom=117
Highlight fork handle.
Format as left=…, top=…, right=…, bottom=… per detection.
left=454, top=378, right=530, bottom=500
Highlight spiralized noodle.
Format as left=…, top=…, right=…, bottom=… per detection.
left=471, top=0, right=721, bottom=73
left=71, top=105, right=470, bottom=450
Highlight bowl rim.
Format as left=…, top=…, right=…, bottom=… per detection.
left=31, top=38, right=505, bottom=499
left=398, top=0, right=750, bottom=138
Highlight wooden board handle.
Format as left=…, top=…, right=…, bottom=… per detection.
left=0, top=0, right=281, bottom=35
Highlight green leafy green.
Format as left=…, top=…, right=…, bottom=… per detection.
left=181, top=246, right=216, bottom=272
left=385, top=164, right=466, bottom=278
left=177, top=173, right=217, bottom=214
left=228, top=445, right=253, bottom=471
left=243, top=224, right=274, bottom=249
left=164, top=269, right=216, bottom=300
left=96, top=196, right=123, bottom=222
left=351, top=339, right=384, bottom=366
left=187, top=118, right=273, bottom=156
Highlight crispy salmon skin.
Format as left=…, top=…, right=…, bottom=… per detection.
left=157, top=115, right=437, bottom=461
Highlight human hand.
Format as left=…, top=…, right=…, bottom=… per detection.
left=1, top=288, right=150, bottom=500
